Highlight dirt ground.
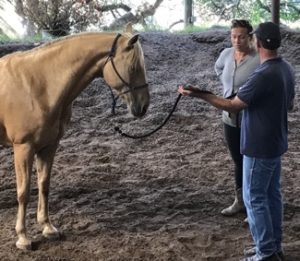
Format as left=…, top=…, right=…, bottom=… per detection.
left=0, top=28, right=299, bottom=261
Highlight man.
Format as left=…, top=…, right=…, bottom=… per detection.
left=178, top=22, right=295, bottom=261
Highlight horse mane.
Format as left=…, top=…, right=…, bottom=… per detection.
left=3, top=31, right=142, bottom=65
left=5, top=31, right=119, bottom=57
left=131, top=40, right=144, bottom=71
left=36, top=31, right=138, bottom=50
left=36, top=31, right=114, bottom=50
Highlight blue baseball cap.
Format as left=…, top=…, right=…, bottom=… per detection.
left=252, top=22, right=281, bottom=50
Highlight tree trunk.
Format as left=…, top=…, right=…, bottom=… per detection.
left=184, top=0, right=193, bottom=27
left=272, top=0, right=280, bottom=24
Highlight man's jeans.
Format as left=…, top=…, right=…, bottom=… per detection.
left=243, top=155, right=283, bottom=260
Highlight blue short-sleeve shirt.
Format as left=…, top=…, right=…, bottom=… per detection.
left=237, top=57, right=295, bottom=158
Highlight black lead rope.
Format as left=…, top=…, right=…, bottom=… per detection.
left=113, top=89, right=234, bottom=139
left=114, top=93, right=182, bottom=139
left=104, top=34, right=219, bottom=139
left=108, top=87, right=118, bottom=115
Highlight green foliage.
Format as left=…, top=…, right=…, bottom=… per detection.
left=22, top=33, right=47, bottom=43
left=176, top=24, right=220, bottom=33
left=141, top=18, right=167, bottom=32
left=0, top=34, right=12, bottom=44
left=6, top=0, right=300, bottom=38
left=280, top=1, right=300, bottom=22
left=193, top=0, right=300, bottom=24
left=0, top=33, right=49, bottom=44
left=17, top=0, right=106, bottom=36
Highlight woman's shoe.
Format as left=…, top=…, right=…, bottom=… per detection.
left=221, top=188, right=245, bottom=216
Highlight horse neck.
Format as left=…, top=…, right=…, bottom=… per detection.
left=36, top=33, right=116, bottom=108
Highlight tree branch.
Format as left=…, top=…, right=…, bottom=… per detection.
left=256, top=0, right=271, bottom=12
left=104, top=0, right=164, bottom=31
left=281, top=2, right=300, bottom=14
left=94, top=3, right=131, bottom=13
left=168, top=19, right=183, bottom=30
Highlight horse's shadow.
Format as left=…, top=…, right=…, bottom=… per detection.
left=31, top=233, right=66, bottom=251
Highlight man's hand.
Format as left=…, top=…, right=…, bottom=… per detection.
left=178, top=84, right=198, bottom=96
left=178, top=84, right=214, bottom=97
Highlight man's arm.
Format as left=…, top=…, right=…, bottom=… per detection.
left=178, top=85, right=247, bottom=113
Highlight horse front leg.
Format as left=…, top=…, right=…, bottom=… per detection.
left=13, top=143, right=34, bottom=250
left=36, top=143, right=60, bottom=240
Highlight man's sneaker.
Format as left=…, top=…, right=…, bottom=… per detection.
left=276, top=252, right=285, bottom=261
left=240, top=252, right=284, bottom=261
left=240, top=255, right=258, bottom=261
left=244, top=246, right=256, bottom=257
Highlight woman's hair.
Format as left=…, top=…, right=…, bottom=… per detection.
left=231, top=19, right=253, bottom=35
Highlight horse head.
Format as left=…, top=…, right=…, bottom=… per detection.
left=103, top=23, right=150, bottom=118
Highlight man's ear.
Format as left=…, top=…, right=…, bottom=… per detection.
left=255, top=36, right=262, bottom=48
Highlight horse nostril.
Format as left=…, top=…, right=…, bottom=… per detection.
left=131, top=104, right=147, bottom=117
left=142, top=105, right=148, bottom=115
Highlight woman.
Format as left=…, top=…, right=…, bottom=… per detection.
left=214, top=19, right=260, bottom=216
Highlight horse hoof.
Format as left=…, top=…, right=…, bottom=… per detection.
left=16, top=238, right=32, bottom=250
left=42, top=226, right=60, bottom=240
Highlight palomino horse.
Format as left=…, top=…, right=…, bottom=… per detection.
left=0, top=23, right=150, bottom=250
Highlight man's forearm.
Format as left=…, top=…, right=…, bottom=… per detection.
left=192, top=92, right=244, bottom=114
left=177, top=85, right=247, bottom=113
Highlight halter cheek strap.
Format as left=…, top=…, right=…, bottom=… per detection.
left=105, top=33, right=121, bottom=62
left=103, top=33, right=149, bottom=114
left=105, top=34, right=183, bottom=139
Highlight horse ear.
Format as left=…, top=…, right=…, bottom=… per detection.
left=124, top=22, right=133, bottom=33
left=128, top=34, right=139, bottom=47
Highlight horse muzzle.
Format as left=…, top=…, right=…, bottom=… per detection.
left=130, top=103, right=149, bottom=118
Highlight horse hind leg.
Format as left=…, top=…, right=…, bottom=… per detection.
left=13, top=143, right=34, bottom=250
left=36, top=143, right=60, bottom=240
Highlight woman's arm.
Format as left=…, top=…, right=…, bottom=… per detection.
left=214, top=52, right=225, bottom=77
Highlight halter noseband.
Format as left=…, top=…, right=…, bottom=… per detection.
left=104, top=33, right=149, bottom=114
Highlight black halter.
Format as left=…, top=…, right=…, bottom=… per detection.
left=104, top=33, right=149, bottom=114
left=105, top=34, right=185, bottom=139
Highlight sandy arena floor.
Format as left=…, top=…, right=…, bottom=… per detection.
left=0, top=28, right=299, bottom=261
